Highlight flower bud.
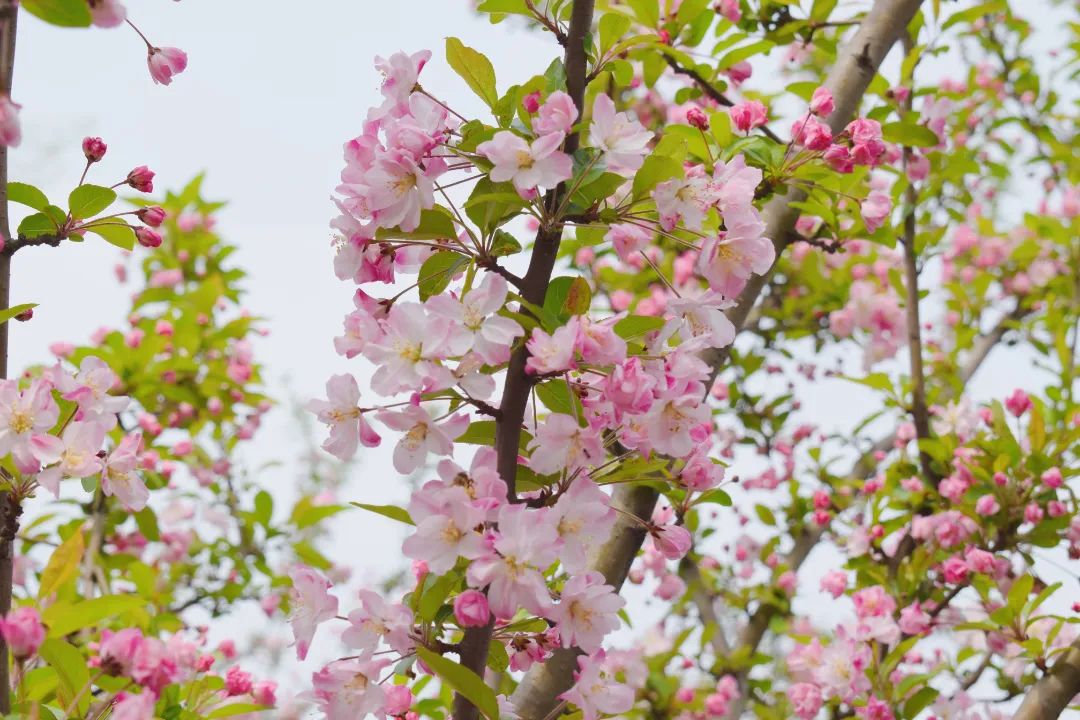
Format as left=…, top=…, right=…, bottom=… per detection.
left=137, top=206, right=166, bottom=227
left=82, top=136, right=108, bottom=162
left=135, top=226, right=162, bottom=248
left=126, top=166, right=155, bottom=192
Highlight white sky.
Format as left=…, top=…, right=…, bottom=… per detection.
left=7, top=0, right=1075, bottom=714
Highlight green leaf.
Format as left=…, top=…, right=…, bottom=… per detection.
left=68, top=184, right=117, bottom=220
left=8, top=182, right=49, bottom=210
left=717, top=40, right=775, bottom=70
left=632, top=153, right=684, bottom=199
left=446, top=37, right=499, bottom=108
left=536, top=381, right=578, bottom=416
left=543, top=276, right=591, bottom=320
left=941, top=0, right=1006, bottom=30
left=418, top=251, right=468, bottom=301
left=696, top=488, right=732, bottom=506
left=292, top=503, right=348, bottom=530
left=0, top=303, right=37, bottom=325
left=1007, top=574, right=1034, bottom=614
left=20, top=0, right=92, bottom=27
left=349, top=502, right=414, bottom=526
left=456, top=420, right=532, bottom=451
left=84, top=222, right=136, bottom=251
left=419, top=573, right=457, bottom=621
left=881, top=121, right=939, bottom=148
left=599, top=13, right=632, bottom=53
left=613, top=314, right=665, bottom=340
left=754, top=504, right=777, bottom=526
left=376, top=208, right=458, bottom=240
left=39, top=530, right=85, bottom=598
left=415, top=646, right=500, bottom=720
left=626, top=0, right=659, bottom=26
left=38, top=639, right=91, bottom=715
left=43, top=595, right=145, bottom=638
left=17, top=212, right=58, bottom=240
left=902, top=687, right=939, bottom=719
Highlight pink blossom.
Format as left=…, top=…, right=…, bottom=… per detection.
left=137, top=206, right=166, bottom=228
left=650, top=523, right=692, bottom=561
left=589, top=93, right=653, bottom=175
left=551, top=477, right=616, bottom=573
left=860, top=190, right=892, bottom=232
left=0, top=96, right=20, bottom=147
left=30, top=421, right=106, bottom=497
left=686, top=107, right=709, bottom=130
left=559, top=651, right=635, bottom=720
left=373, top=50, right=431, bottom=119
left=147, top=47, right=188, bottom=86
left=100, top=433, right=148, bottom=511
left=729, top=100, right=768, bottom=133
left=606, top=222, right=653, bottom=263
left=846, top=118, right=886, bottom=166
left=898, top=601, right=932, bottom=635
left=788, top=682, right=823, bottom=719
left=792, top=116, right=833, bottom=150
left=525, top=318, right=579, bottom=374
left=306, top=374, right=381, bottom=460
left=112, top=692, right=156, bottom=720
left=225, top=666, right=253, bottom=696
left=603, top=357, right=657, bottom=415
left=89, top=0, right=126, bottom=27
left=342, top=590, right=414, bottom=655
left=453, top=590, right=491, bottom=628
left=852, top=586, right=896, bottom=618
left=402, top=485, right=486, bottom=574
left=467, top=504, right=560, bottom=618
left=810, top=86, right=835, bottom=116
left=964, top=546, right=996, bottom=574
left=477, top=131, right=573, bottom=198
left=0, top=607, right=44, bottom=658
left=0, top=379, right=59, bottom=469
left=288, top=566, right=339, bottom=660
left=941, top=556, right=970, bottom=584
left=305, top=655, right=391, bottom=719
left=533, top=91, right=579, bottom=135
left=384, top=685, right=413, bottom=715
left=547, top=571, right=624, bottom=653
left=697, top=228, right=775, bottom=299
left=98, top=628, right=144, bottom=676
left=527, top=413, right=604, bottom=475
left=375, top=406, right=467, bottom=474
left=653, top=171, right=715, bottom=231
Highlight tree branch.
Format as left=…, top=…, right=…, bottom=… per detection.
left=0, top=5, right=17, bottom=712
left=454, top=2, right=596, bottom=718
left=510, top=0, right=928, bottom=715
left=663, top=55, right=784, bottom=144
left=1013, top=636, right=1080, bottom=720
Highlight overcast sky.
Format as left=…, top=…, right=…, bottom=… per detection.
left=7, top=0, right=1073, bottom=709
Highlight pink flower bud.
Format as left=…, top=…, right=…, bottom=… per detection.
left=0, top=607, right=45, bottom=659
left=89, top=0, right=126, bottom=28
left=453, top=590, right=491, bottom=628
left=0, top=95, right=21, bottom=148
left=686, top=107, right=709, bottom=130
left=126, top=166, right=155, bottom=193
left=728, top=100, right=767, bottom=133
left=135, top=227, right=162, bottom=248
left=651, top=524, right=692, bottom=560
left=975, top=494, right=1000, bottom=516
left=252, top=681, right=277, bottom=708
left=224, top=666, right=253, bottom=696
left=147, top=46, right=188, bottom=86
left=1005, top=389, right=1032, bottom=417
left=82, top=136, right=108, bottom=162
left=809, top=86, right=834, bottom=116
left=137, top=206, right=166, bottom=228
left=522, top=91, right=542, bottom=114
left=1041, top=467, right=1063, bottom=489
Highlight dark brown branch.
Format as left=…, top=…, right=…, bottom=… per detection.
left=663, top=55, right=784, bottom=144
left=2, top=233, right=65, bottom=256
left=453, top=2, right=596, bottom=719
left=475, top=256, right=524, bottom=290
left=0, top=4, right=17, bottom=713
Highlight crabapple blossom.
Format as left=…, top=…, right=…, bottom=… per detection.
left=547, top=571, right=624, bottom=653
left=0, top=607, right=44, bottom=659
left=288, top=566, right=339, bottom=660
left=147, top=47, right=188, bottom=85
left=476, top=130, right=573, bottom=198
left=306, top=374, right=381, bottom=461
left=588, top=93, right=653, bottom=175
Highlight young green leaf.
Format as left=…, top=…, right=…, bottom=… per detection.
left=446, top=37, right=499, bottom=108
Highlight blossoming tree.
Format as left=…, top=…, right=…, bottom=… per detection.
left=1, top=0, right=1079, bottom=719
